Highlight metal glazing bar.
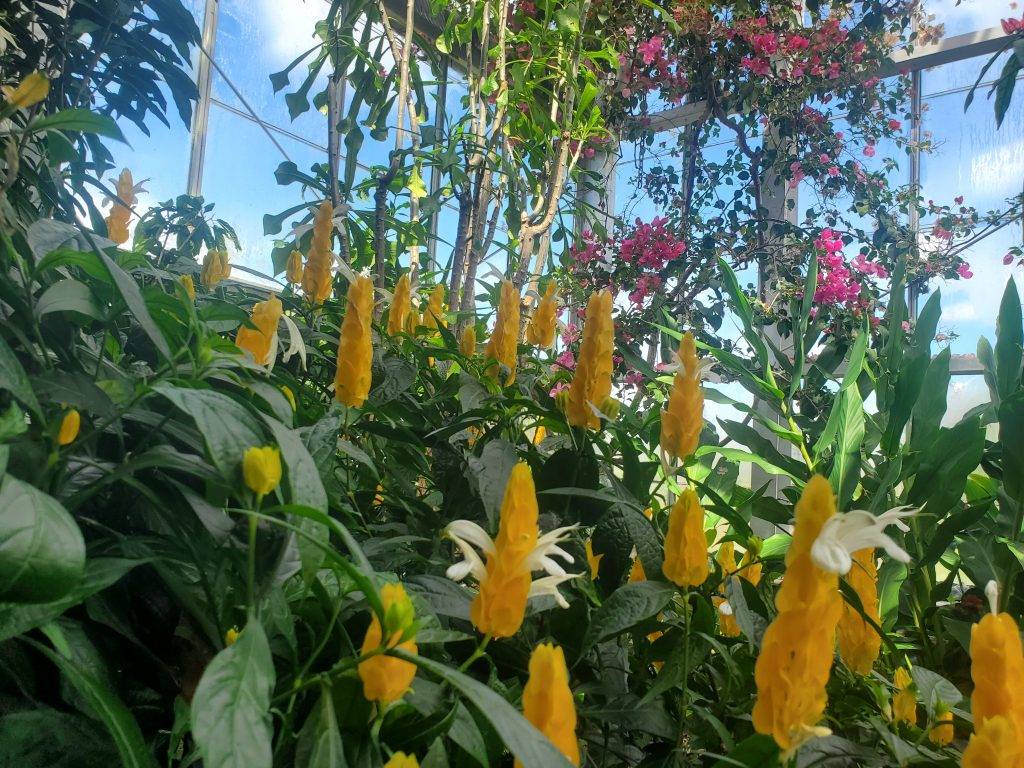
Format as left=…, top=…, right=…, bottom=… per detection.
left=426, top=57, right=449, bottom=272
left=907, top=67, right=923, bottom=319
left=186, top=0, right=219, bottom=196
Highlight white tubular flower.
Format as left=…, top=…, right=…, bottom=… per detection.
left=279, top=313, right=307, bottom=370
left=718, top=600, right=734, bottom=617
left=810, top=506, right=916, bottom=575
left=443, top=520, right=580, bottom=606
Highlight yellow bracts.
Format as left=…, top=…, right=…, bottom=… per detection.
left=564, top=290, right=613, bottom=429
left=484, top=280, right=520, bottom=385
left=660, top=332, right=703, bottom=461
left=752, top=475, right=841, bottom=754
left=334, top=274, right=374, bottom=407
left=302, top=202, right=335, bottom=304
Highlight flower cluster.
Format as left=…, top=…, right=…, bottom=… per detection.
left=732, top=18, right=866, bottom=84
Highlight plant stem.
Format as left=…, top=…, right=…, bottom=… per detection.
left=459, top=633, right=492, bottom=672
left=248, top=494, right=262, bottom=611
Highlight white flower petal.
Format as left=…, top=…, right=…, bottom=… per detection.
left=446, top=520, right=496, bottom=556
left=718, top=601, right=734, bottom=616
left=528, top=573, right=581, bottom=608
left=810, top=506, right=917, bottom=575
left=265, top=332, right=279, bottom=372
left=280, top=313, right=307, bottom=370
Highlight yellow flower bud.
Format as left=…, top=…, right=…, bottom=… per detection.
left=471, top=463, right=539, bottom=638
left=714, top=596, right=741, bottom=637
left=837, top=548, right=881, bottom=675
left=301, top=202, right=334, bottom=304
left=235, top=294, right=283, bottom=366
left=564, top=290, right=613, bottom=429
left=891, top=667, right=917, bottom=725
left=968, top=583, right=1024, bottom=752
left=660, top=332, right=704, bottom=461
left=334, top=274, right=374, bottom=407
left=752, top=475, right=842, bottom=753
left=532, top=425, right=547, bottom=445
left=525, top=281, right=558, bottom=348
left=405, top=307, right=420, bottom=336
left=383, top=753, right=419, bottom=768
left=180, top=274, right=196, bottom=302
left=628, top=557, right=646, bottom=582
left=105, top=168, right=136, bottom=245
left=388, top=272, right=412, bottom=335
left=285, top=249, right=303, bottom=284
left=201, top=248, right=231, bottom=288
left=963, top=715, right=1023, bottom=768
left=225, top=627, right=240, bottom=646
left=662, top=489, right=709, bottom=587
left=358, top=583, right=418, bottom=704
left=58, top=409, right=80, bottom=445
left=459, top=325, right=477, bottom=356
left=739, top=537, right=763, bottom=585
left=516, top=644, right=579, bottom=767
left=3, top=71, right=49, bottom=109
left=243, top=445, right=282, bottom=496
left=716, top=541, right=737, bottom=576
left=484, top=280, right=520, bottom=385
left=585, top=539, right=603, bottom=579
left=423, top=284, right=447, bottom=331
left=929, top=702, right=954, bottom=746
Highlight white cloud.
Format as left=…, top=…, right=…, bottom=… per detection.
left=253, top=0, right=327, bottom=65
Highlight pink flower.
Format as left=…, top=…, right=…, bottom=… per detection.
left=957, top=263, right=974, bottom=279
left=554, top=350, right=576, bottom=371
left=548, top=381, right=569, bottom=398
left=624, top=371, right=646, bottom=388
left=1002, top=17, right=1023, bottom=34
left=901, top=321, right=911, bottom=332
left=638, top=36, right=664, bottom=66
left=827, top=165, right=840, bottom=177
left=888, top=119, right=902, bottom=130
left=863, top=144, right=876, bottom=158
left=1004, top=253, right=1015, bottom=265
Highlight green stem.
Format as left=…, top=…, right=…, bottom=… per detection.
left=458, top=633, right=492, bottom=672
left=248, top=495, right=263, bottom=612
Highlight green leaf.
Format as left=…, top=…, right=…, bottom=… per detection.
left=35, top=278, right=103, bottom=319
left=693, top=445, right=801, bottom=482
left=0, top=709, right=116, bottom=767
left=98, top=250, right=172, bottom=361
left=911, top=666, right=962, bottom=714
left=1000, top=391, right=1024, bottom=503
left=0, top=476, right=85, bottom=603
left=827, top=387, right=865, bottom=510
left=592, top=505, right=665, bottom=584
left=394, top=652, right=575, bottom=768
left=466, top=439, right=517, bottom=529
left=909, top=347, right=950, bottom=451
left=191, top=619, right=275, bottom=768
left=581, top=581, right=676, bottom=654
left=995, top=278, right=1023, bottom=399
left=153, top=382, right=263, bottom=478
left=0, top=333, right=41, bottom=417
left=994, top=52, right=1022, bottom=127
left=0, top=558, right=143, bottom=642
left=296, top=688, right=348, bottom=768
left=27, top=109, right=125, bottom=141
left=717, top=257, right=770, bottom=369
left=32, top=637, right=157, bottom=768
left=711, top=734, right=779, bottom=767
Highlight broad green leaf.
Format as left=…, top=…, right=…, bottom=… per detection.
left=35, top=278, right=103, bottom=319
left=0, top=476, right=85, bottom=603
left=995, top=278, right=1023, bottom=399
left=466, top=439, right=517, bottom=529
left=0, top=558, right=142, bottom=642
left=153, top=382, right=263, bottom=477
left=909, top=347, right=950, bottom=450
left=32, top=639, right=157, bottom=768
left=999, top=391, right=1024, bottom=502
left=911, top=666, right=962, bottom=714
left=592, top=505, right=665, bottom=584
left=296, top=688, right=348, bottom=768
left=28, top=108, right=125, bottom=140
left=0, top=334, right=41, bottom=417
left=711, top=734, right=779, bottom=767
left=191, top=619, right=275, bottom=768
left=717, top=257, right=770, bottom=369
left=694, top=445, right=801, bottom=482
left=98, top=250, right=172, bottom=361
left=395, top=652, right=575, bottom=768
left=827, top=387, right=865, bottom=509
left=581, top=581, right=676, bottom=654
left=0, top=709, right=116, bottom=767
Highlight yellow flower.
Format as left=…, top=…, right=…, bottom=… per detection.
left=383, top=753, right=419, bottom=768
left=484, top=280, right=520, bottom=385
left=201, top=248, right=231, bottom=288
left=739, top=537, right=763, bottom=585
left=58, top=409, right=80, bottom=445
left=526, top=281, right=558, bottom=348
left=445, top=463, right=578, bottom=638
left=280, top=385, right=296, bottom=411
left=180, top=275, right=196, bottom=302
left=225, top=627, right=240, bottom=646
left=532, top=425, right=547, bottom=445
left=404, top=307, right=420, bottom=335
left=388, top=272, right=412, bottom=335
left=3, top=71, right=49, bottom=108
left=660, top=332, right=704, bottom=462
left=334, top=274, right=374, bottom=407
left=243, top=445, right=282, bottom=496
left=104, top=168, right=136, bottom=245
left=516, top=643, right=579, bottom=767
left=929, top=702, right=954, bottom=746
left=236, top=294, right=283, bottom=366
left=285, top=249, right=303, bottom=284
left=714, top=596, right=741, bottom=637
left=891, top=667, right=917, bottom=725
left=423, top=284, right=447, bottom=331
left=585, top=539, right=603, bottom=579
left=628, top=557, right=646, bottom=582
left=716, top=540, right=737, bottom=576
left=963, top=715, right=1023, bottom=768
left=301, top=202, right=334, bottom=304
left=968, top=581, right=1024, bottom=753
left=358, top=583, right=418, bottom=704
left=837, top=548, right=881, bottom=675
left=459, top=325, right=477, bottom=356
left=662, top=489, right=709, bottom=587
left=564, top=290, right=613, bottom=429
left=752, top=475, right=842, bottom=754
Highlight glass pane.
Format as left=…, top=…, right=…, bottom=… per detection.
left=925, top=0, right=1007, bottom=38
left=945, top=374, right=989, bottom=426
left=920, top=88, right=1024, bottom=355
left=202, top=105, right=328, bottom=277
